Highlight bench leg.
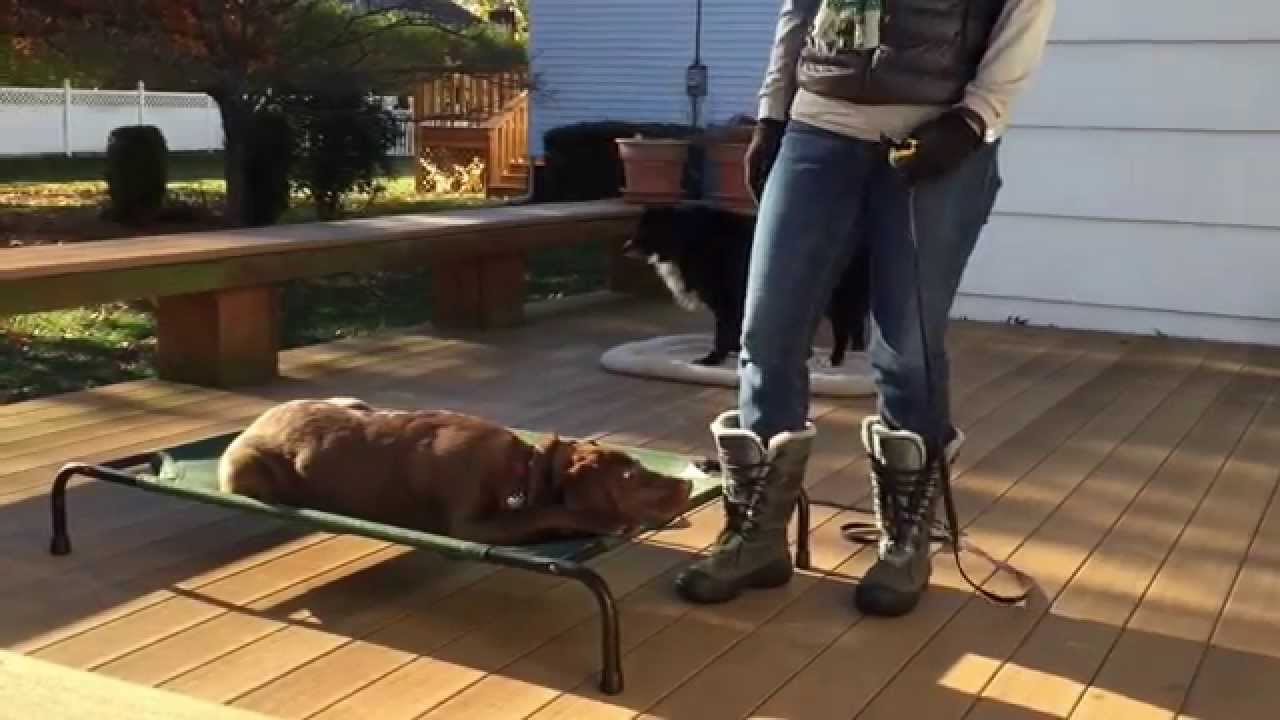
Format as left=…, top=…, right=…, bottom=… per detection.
left=431, top=254, right=527, bottom=330
left=155, top=286, right=279, bottom=387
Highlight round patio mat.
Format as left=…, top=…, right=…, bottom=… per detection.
left=600, top=333, right=876, bottom=397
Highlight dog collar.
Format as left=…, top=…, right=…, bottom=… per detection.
left=505, top=491, right=527, bottom=510
left=505, top=457, right=533, bottom=509
left=506, top=445, right=558, bottom=511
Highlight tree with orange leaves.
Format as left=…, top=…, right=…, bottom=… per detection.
left=5, top=1, right=521, bottom=225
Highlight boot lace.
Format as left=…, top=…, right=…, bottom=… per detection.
left=840, top=454, right=943, bottom=555
left=866, top=454, right=938, bottom=555
left=838, top=452, right=1037, bottom=607
left=716, top=459, right=773, bottom=544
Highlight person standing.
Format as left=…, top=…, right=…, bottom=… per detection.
left=674, top=0, right=1055, bottom=616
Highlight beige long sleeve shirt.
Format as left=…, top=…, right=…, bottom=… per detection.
left=758, top=0, right=1056, bottom=143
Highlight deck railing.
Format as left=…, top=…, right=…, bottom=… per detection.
left=414, top=69, right=529, bottom=127
left=486, top=92, right=529, bottom=188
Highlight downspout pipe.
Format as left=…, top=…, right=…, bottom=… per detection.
left=691, top=0, right=704, bottom=129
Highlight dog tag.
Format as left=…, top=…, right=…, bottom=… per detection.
left=505, top=491, right=527, bottom=510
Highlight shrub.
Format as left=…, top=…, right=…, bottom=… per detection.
left=539, top=121, right=700, bottom=202
left=242, top=108, right=296, bottom=226
left=104, top=125, right=168, bottom=225
left=289, top=91, right=399, bottom=220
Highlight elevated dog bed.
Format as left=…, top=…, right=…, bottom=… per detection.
left=48, top=429, right=813, bottom=695
left=600, top=333, right=876, bottom=397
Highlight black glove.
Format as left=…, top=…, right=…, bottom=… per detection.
left=744, top=117, right=786, bottom=204
left=894, top=107, right=985, bottom=185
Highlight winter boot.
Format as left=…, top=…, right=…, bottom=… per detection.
left=854, top=415, right=964, bottom=617
left=674, top=410, right=816, bottom=604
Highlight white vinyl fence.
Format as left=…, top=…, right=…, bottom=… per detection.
left=0, top=82, right=415, bottom=157
left=0, top=81, right=223, bottom=156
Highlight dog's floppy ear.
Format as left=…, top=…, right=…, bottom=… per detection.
left=557, top=444, right=628, bottom=533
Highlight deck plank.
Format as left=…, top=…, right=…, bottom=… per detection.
left=115, top=376, right=716, bottom=696
left=32, top=536, right=388, bottom=670
left=216, top=383, right=790, bottom=718
left=745, top=334, right=1146, bottom=720
left=0, top=336, right=474, bottom=489
left=3, top=300, right=1273, bottom=720
left=641, top=334, right=1210, bottom=720
left=1, top=302, right=676, bottom=652
left=1066, top=364, right=1280, bottom=720
left=138, top=355, right=749, bottom=712
left=1176, top=434, right=1280, bottom=720
left=854, top=343, right=1255, bottom=720
left=0, top=650, right=272, bottom=720
left=522, top=331, right=1133, bottom=720
left=0, top=300, right=657, bottom=508
left=966, top=348, right=1275, bottom=720
left=397, top=317, right=1070, bottom=720
left=0, top=333, right=457, bottom=456
left=7, top=335, right=681, bottom=654
left=304, top=321, right=1052, bottom=720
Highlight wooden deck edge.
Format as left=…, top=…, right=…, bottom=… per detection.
left=0, top=650, right=275, bottom=720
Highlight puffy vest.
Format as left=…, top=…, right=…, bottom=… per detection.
left=796, top=0, right=1007, bottom=106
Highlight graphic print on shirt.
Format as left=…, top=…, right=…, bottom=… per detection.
left=811, top=0, right=863, bottom=54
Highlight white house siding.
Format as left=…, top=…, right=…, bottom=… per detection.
left=697, top=2, right=785, bottom=124
left=528, top=1, right=695, bottom=155
left=527, top=1, right=781, bottom=155
left=529, top=1, right=1280, bottom=345
left=955, top=1, right=1280, bottom=345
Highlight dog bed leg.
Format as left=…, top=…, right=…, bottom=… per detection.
left=49, top=465, right=77, bottom=556
left=563, top=563, right=624, bottom=695
left=50, top=458, right=148, bottom=556
left=795, top=490, right=812, bottom=571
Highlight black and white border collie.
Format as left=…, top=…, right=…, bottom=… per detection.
left=623, top=204, right=870, bottom=367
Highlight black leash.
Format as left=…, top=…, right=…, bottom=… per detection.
left=873, top=137, right=1035, bottom=607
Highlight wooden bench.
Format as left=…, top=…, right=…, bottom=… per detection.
left=1, top=200, right=654, bottom=388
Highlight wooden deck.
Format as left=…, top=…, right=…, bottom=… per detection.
left=3, top=295, right=1278, bottom=720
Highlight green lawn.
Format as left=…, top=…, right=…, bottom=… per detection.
left=0, top=152, right=228, bottom=184
left=0, top=153, right=612, bottom=404
left=0, top=153, right=449, bottom=222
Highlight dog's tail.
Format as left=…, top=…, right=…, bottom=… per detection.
left=218, top=437, right=299, bottom=505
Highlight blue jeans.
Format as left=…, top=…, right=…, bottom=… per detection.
left=738, top=121, right=1002, bottom=452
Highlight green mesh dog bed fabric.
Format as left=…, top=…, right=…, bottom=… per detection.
left=136, top=429, right=722, bottom=564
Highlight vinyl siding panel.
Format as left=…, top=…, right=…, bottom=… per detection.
left=528, top=1, right=696, bottom=156
left=1017, top=43, right=1280, bottom=131
left=960, top=3, right=1280, bottom=342
left=964, top=215, right=1280, bottom=322
left=1047, top=1, right=1280, bottom=42
left=992, top=128, right=1280, bottom=227
left=528, top=1, right=1280, bottom=344
left=698, top=1, right=780, bottom=123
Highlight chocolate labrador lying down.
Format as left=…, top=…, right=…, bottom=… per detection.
left=218, top=398, right=695, bottom=545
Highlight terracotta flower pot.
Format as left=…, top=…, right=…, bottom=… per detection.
left=706, top=139, right=754, bottom=213
left=616, top=136, right=689, bottom=205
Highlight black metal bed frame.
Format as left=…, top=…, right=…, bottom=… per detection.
left=49, top=458, right=812, bottom=696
